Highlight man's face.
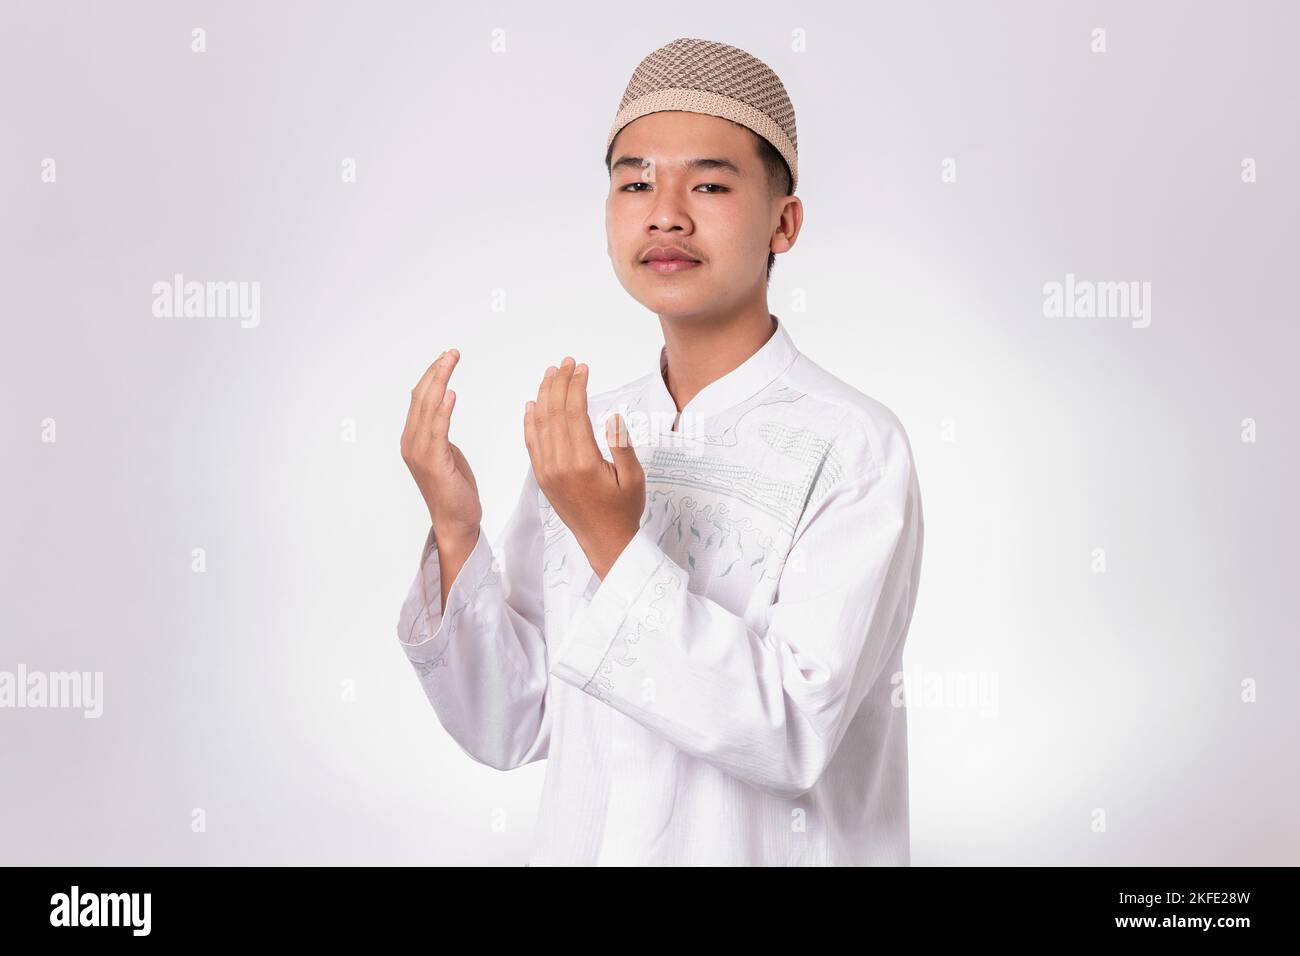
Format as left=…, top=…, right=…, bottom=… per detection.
left=605, top=111, right=789, bottom=319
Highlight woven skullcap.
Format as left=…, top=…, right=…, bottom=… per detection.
left=606, top=37, right=799, bottom=193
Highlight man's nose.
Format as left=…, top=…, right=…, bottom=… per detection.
left=648, top=184, right=690, bottom=233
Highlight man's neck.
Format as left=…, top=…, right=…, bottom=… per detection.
left=657, top=301, right=777, bottom=425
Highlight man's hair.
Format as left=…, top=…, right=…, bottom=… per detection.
left=604, top=124, right=793, bottom=286
left=752, top=131, right=794, bottom=285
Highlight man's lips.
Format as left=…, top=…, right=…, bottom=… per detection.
left=643, top=258, right=702, bottom=274
left=640, top=247, right=702, bottom=274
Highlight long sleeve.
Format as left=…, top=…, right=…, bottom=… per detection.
left=395, top=465, right=552, bottom=771
left=550, top=424, right=924, bottom=800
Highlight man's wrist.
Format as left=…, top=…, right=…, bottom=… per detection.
left=434, top=522, right=481, bottom=556
left=585, top=525, right=638, bottom=580
left=433, top=524, right=481, bottom=612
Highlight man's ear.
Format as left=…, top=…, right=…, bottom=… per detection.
left=771, top=197, right=804, bottom=255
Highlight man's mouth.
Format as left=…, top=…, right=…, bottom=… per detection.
left=641, top=246, right=702, bottom=275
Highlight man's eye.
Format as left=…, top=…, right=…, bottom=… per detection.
left=617, top=182, right=729, bottom=193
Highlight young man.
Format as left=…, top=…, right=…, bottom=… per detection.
left=398, top=38, right=924, bottom=865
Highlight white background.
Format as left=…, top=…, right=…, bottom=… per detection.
left=2, top=0, right=1296, bottom=864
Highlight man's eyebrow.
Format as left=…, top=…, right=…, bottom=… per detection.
left=610, top=156, right=743, bottom=176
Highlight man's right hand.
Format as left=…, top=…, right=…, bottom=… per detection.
left=401, top=349, right=483, bottom=568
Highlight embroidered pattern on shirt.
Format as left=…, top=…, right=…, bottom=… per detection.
left=540, top=504, right=597, bottom=602
left=760, top=421, right=845, bottom=510
left=646, top=490, right=777, bottom=586
left=645, top=450, right=806, bottom=532
left=585, top=565, right=682, bottom=703
left=643, top=423, right=843, bottom=537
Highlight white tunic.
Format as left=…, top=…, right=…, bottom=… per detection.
left=396, top=316, right=925, bottom=865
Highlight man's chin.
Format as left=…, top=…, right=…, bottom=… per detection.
left=648, top=299, right=706, bottom=321
left=627, top=279, right=711, bottom=317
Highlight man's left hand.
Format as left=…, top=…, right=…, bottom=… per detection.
left=524, top=357, right=646, bottom=579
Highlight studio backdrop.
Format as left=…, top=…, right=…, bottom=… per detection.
left=1, top=0, right=1296, bottom=865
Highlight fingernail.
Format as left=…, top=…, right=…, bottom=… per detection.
left=544, top=367, right=555, bottom=378
left=576, top=363, right=587, bottom=375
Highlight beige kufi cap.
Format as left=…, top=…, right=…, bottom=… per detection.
left=606, top=37, right=799, bottom=193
